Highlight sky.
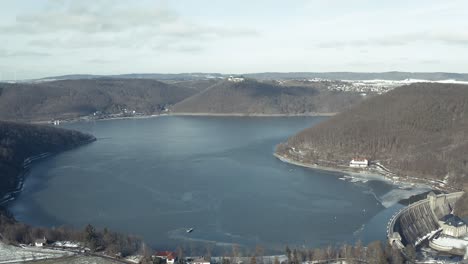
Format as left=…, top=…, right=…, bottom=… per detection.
left=1, top=0, right=468, bottom=80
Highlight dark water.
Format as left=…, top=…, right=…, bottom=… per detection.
left=10, top=116, right=413, bottom=253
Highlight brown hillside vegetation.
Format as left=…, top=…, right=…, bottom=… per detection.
left=167, top=78, right=223, bottom=92
left=277, top=83, right=468, bottom=186
left=0, top=121, right=95, bottom=199
left=172, top=79, right=363, bottom=114
left=0, top=79, right=197, bottom=121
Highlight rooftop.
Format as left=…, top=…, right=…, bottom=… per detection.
left=440, top=214, right=466, bottom=227
left=155, top=251, right=176, bottom=259
left=35, top=238, right=47, bottom=243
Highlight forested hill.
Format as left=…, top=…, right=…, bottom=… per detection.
left=0, top=121, right=95, bottom=201
left=276, top=83, right=468, bottom=186
left=172, top=79, right=363, bottom=114
left=0, top=78, right=197, bottom=121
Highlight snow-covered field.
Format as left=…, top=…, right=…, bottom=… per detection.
left=31, top=256, right=120, bottom=264
left=324, top=78, right=468, bottom=94
left=0, top=242, right=74, bottom=263
left=52, top=241, right=81, bottom=248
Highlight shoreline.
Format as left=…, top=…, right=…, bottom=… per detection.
left=0, top=138, right=96, bottom=207
left=29, top=112, right=336, bottom=125
left=169, top=112, right=337, bottom=117
left=273, top=152, right=395, bottom=183
left=272, top=152, right=446, bottom=208
left=273, top=152, right=461, bottom=194
left=274, top=152, right=358, bottom=174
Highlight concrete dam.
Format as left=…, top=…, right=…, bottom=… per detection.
left=387, top=191, right=464, bottom=248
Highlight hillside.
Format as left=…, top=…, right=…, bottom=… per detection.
left=244, top=71, right=468, bottom=81
left=36, top=71, right=468, bottom=82
left=276, top=83, right=468, bottom=187
left=167, top=78, right=223, bottom=92
left=0, top=121, right=95, bottom=202
left=172, top=79, right=364, bottom=114
left=39, top=72, right=225, bottom=81
left=0, top=78, right=197, bottom=121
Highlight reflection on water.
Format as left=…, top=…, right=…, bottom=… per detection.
left=10, top=116, right=426, bottom=253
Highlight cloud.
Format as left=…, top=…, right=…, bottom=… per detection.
left=3, top=0, right=258, bottom=55
left=420, top=59, right=440, bottom=64
left=315, top=31, right=468, bottom=48
left=432, top=32, right=468, bottom=45
left=1, top=1, right=257, bottom=38
left=153, top=43, right=204, bottom=54
left=0, top=49, right=50, bottom=58
left=84, top=58, right=115, bottom=64
left=5, top=6, right=176, bottom=34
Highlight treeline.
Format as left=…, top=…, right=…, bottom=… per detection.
left=279, top=241, right=412, bottom=264
left=0, top=121, right=95, bottom=199
left=0, top=78, right=365, bottom=121
left=173, top=79, right=363, bottom=114
left=170, top=240, right=412, bottom=264
left=0, top=210, right=146, bottom=257
left=0, top=205, right=413, bottom=262
left=0, top=78, right=197, bottom=122
left=278, top=83, right=468, bottom=186
left=245, top=71, right=468, bottom=81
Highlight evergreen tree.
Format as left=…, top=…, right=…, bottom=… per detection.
left=273, top=256, right=280, bottom=264
left=367, top=241, right=386, bottom=264
left=84, top=224, right=99, bottom=252
left=292, top=249, right=299, bottom=264
left=285, top=246, right=291, bottom=263
left=250, top=255, right=257, bottom=264
left=391, top=248, right=403, bottom=264
left=404, top=244, right=416, bottom=262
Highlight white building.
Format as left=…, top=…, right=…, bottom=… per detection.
left=349, top=158, right=369, bottom=168
left=227, top=76, right=244, bottom=82
left=35, top=237, right=47, bottom=247
left=155, top=251, right=176, bottom=264
left=190, top=257, right=211, bottom=264
left=439, top=214, right=468, bottom=238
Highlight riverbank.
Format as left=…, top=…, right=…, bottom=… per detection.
left=0, top=137, right=96, bottom=207
left=170, top=112, right=337, bottom=117
left=273, top=152, right=392, bottom=182
left=273, top=152, right=460, bottom=194
left=30, top=112, right=337, bottom=125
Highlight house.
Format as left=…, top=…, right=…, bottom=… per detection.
left=35, top=237, right=47, bottom=247
left=190, top=256, right=211, bottom=264
left=439, top=214, right=468, bottom=238
left=227, top=76, right=244, bottom=83
left=349, top=158, right=369, bottom=168
left=155, top=251, right=177, bottom=264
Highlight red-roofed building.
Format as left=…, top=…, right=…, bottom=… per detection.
left=155, top=251, right=177, bottom=264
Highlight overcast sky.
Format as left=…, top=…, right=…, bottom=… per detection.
left=1, top=0, right=468, bottom=80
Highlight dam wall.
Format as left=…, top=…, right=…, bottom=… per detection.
left=387, top=191, right=464, bottom=248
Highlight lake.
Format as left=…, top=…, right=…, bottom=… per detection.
left=9, top=116, right=426, bottom=254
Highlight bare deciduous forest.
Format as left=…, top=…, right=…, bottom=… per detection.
left=0, top=79, right=197, bottom=122
left=0, top=121, right=95, bottom=199
left=172, top=79, right=363, bottom=114
left=278, top=83, right=468, bottom=189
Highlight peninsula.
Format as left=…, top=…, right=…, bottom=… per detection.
left=275, top=82, right=468, bottom=214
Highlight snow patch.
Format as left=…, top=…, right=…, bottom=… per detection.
left=379, top=186, right=432, bottom=208
left=432, top=236, right=468, bottom=249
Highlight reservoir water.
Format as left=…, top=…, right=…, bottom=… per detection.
left=9, top=116, right=425, bottom=253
